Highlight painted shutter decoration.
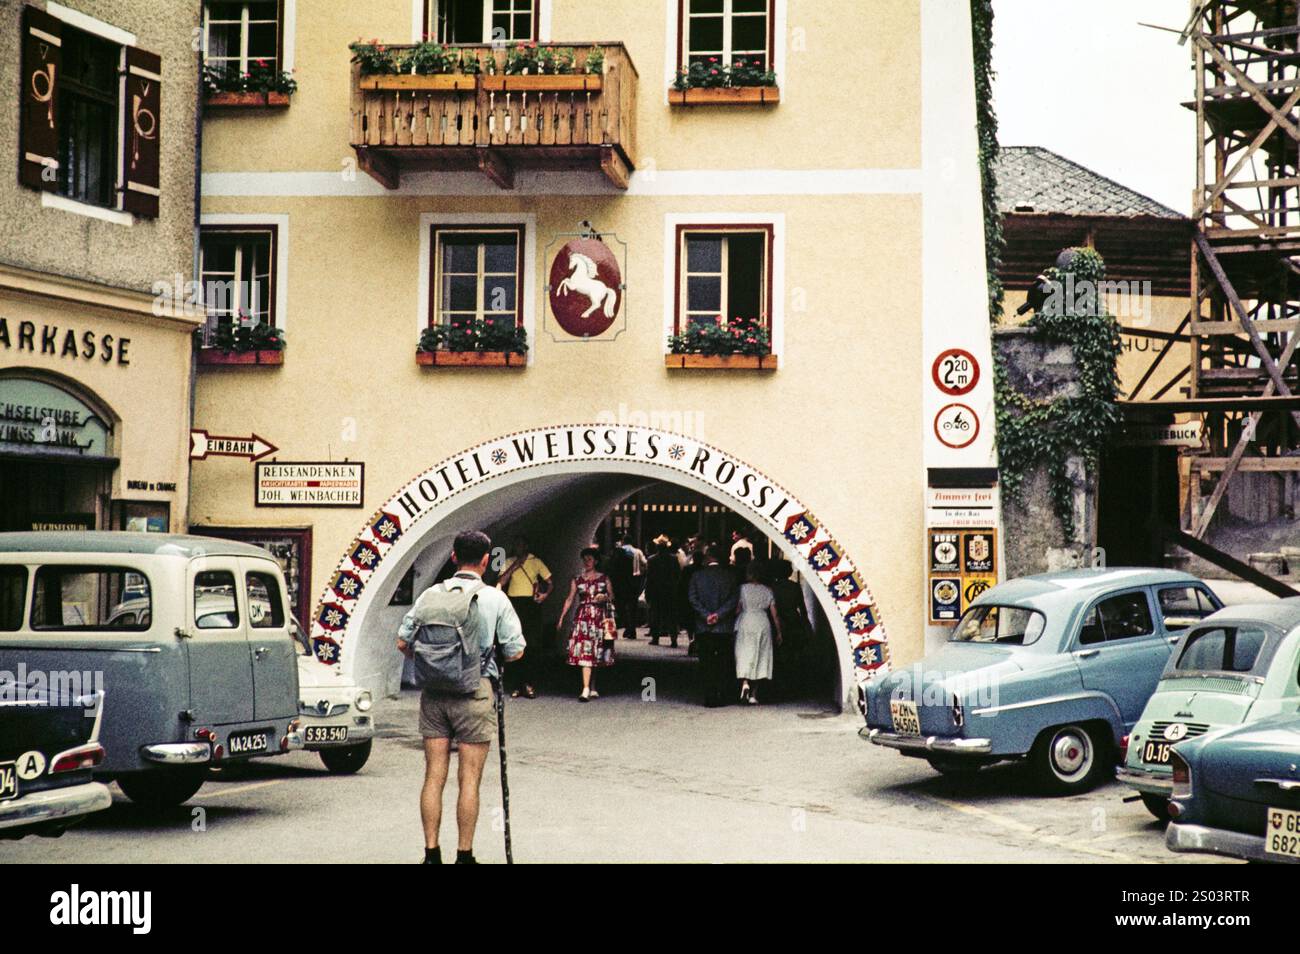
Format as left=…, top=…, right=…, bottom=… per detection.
left=121, top=47, right=161, bottom=218
left=19, top=5, right=62, bottom=192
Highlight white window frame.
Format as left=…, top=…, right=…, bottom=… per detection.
left=414, top=0, right=549, bottom=43
left=202, top=0, right=295, bottom=73
left=199, top=213, right=290, bottom=343
left=679, top=229, right=770, bottom=331
left=664, top=0, right=785, bottom=99
left=418, top=212, right=536, bottom=364
left=663, top=212, right=783, bottom=357
left=432, top=226, right=524, bottom=328
left=682, top=0, right=771, bottom=68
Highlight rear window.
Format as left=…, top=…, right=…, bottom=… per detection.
left=31, top=566, right=151, bottom=632
left=1177, top=626, right=1269, bottom=673
left=0, top=566, right=26, bottom=631
left=1157, top=585, right=1217, bottom=631
left=950, top=604, right=1046, bottom=645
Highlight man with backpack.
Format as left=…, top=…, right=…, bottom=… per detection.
left=396, top=530, right=525, bottom=864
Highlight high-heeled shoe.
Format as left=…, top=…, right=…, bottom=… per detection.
left=740, top=685, right=752, bottom=704
left=579, top=687, right=590, bottom=702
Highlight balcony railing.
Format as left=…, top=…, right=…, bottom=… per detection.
left=349, top=43, right=638, bottom=190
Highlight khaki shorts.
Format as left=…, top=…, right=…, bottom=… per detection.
left=419, top=678, right=497, bottom=744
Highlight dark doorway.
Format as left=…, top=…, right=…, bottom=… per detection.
left=1097, top=443, right=1180, bottom=566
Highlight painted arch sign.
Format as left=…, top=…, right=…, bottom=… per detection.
left=309, top=425, right=890, bottom=693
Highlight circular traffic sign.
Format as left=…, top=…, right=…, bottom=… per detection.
left=931, top=348, right=980, bottom=397
left=934, top=403, right=980, bottom=450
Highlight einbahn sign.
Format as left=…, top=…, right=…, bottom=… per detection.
left=190, top=429, right=278, bottom=462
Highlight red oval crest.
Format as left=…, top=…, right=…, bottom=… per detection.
left=548, top=238, right=622, bottom=337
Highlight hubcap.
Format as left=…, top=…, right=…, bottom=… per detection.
left=1051, top=729, right=1091, bottom=778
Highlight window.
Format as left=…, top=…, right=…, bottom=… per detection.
left=31, top=567, right=150, bottom=632
left=246, top=572, right=285, bottom=629
left=1176, top=626, right=1269, bottom=674
left=204, top=1, right=283, bottom=73
left=57, top=26, right=118, bottom=208
left=428, top=0, right=537, bottom=43
left=195, top=570, right=240, bottom=629
left=0, top=567, right=27, bottom=632
left=678, top=227, right=771, bottom=331
left=681, top=0, right=772, bottom=71
left=1079, top=592, right=1155, bottom=645
left=199, top=226, right=277, bottom=347
left=950, top=604, right=1046, bottom=646
left=432, top=226, right=523, bottom=333
left=1157, top=585, right=1217, bottom=631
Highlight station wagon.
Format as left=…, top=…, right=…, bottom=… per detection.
left=1118, top=600, right=1300, bottom=819
left=0, top=533, right=304, bottom=810
left=862, top=568, right=1221, bottom=793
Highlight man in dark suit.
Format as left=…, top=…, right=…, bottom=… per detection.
left=688, top=544, right=739, bottom=707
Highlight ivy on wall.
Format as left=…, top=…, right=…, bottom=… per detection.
left=971, top=0, right=1004, bottom=322
left=994, top=249, right=1122, bottom=535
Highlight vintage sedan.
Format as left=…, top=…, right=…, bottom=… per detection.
left=0, top=533, right=304, bottom=811
left=1166, top=712, right=1300, bottom=864
left=862, top=568, right=1221, bottom=793
left=1118, top=600, right=1300, bottom=819
left=0, top=687, right=111, bottom=839
left=293, top=618, right=375, bottom=773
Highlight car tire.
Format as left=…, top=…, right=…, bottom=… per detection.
left=1140, top=793, right=1170, bottom=821
left=116, top=767, right=206, bottom=810
left=1031, top=723, right=1109, bottom=795
left=926, top=756, right=982, bottom=777
left=319, top=740, right=372, bottom=774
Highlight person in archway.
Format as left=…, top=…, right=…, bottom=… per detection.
left=734, top=562, right=782, bottom=705
left=396, top=530, right=525, bottom=865
left=730, top=528, right=754, bottom=565
left=768, top=559, right=812, bottom=700
left=645, top=535, right=681, bottom=647
left=689, top=544, right=739, bottom=707
left=606, top=534, right=637, bottom=639
left=496, top=535, right=552, bottom=700
left=558, top=546, right=616, bottom=701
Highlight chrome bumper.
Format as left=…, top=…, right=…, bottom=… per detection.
left=861, top=726, right=993, bottom=755
left=1116, top=764, right=1173, bottom=793
left=140, top=742, right=211, bottom=765
left=1166, top=822, right=1299, bottom=864
left=0, top=781, right=113, bottom=831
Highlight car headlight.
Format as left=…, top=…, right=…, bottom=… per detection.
left=355, top=689, right=373, bottom=712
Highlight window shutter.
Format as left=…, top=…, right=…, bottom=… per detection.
left=121, top=47, right=161, bottom=218
left=19, top=5, right=62, bottom=192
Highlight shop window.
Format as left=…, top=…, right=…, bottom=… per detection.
left=430, top=225, right=524, bottom=340
left=31, top=566, right=150, bottom=632
left=427, top=0, right=537, bottom=43
left=203, top=1, right=283, bottom=73
left=199, top=226, right=278, bottom=348
left=681, top=0, right=772, bottom=71
left=195, top=570, right=240, bottom=630
left=246, top=571, right=286, bottom=629
left=677, top=227, right=771, bottom=331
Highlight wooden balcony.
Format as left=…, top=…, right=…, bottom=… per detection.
left=349, top=43, right=638, bottom=190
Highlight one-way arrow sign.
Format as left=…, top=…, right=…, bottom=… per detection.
left=190, top=429, right=278, bottom=462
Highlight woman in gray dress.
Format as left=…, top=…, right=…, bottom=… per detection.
left=733, top=562, right=782, bottom=704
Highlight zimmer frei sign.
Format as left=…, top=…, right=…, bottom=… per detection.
left=308, top=424, right=890, bottom=687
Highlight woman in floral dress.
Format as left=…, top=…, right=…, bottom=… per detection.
left=559, top=546, right=616, bottom=702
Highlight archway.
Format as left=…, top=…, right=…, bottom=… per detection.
left=306, top=425, right=890, bottom=709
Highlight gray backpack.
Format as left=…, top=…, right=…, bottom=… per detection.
left=408, top=579, right=485, bottom=694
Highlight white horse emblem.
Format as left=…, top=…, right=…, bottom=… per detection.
left=557, top=252, right=618, bottom=319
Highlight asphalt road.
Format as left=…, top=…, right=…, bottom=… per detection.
left=1, top=639, right=1226, bottom=864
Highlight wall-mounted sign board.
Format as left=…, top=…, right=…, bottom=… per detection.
left=255, top=462, right=364, bottom=508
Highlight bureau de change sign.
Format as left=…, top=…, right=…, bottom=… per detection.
left=255, top=462, right=364, bottom=508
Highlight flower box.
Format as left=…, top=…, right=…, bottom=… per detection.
left=664, top=353, right=778, bottom=370
left=481, top=73, right=603, bottom=93
left=359, top=73, right=477, bottom=92
left=416, top=350, right=525, bottom=367
left=204, top=91, right=291, bottom=109
left=670, top=86, right=780, bottom=106
left=198, top=349, right=285, bottom=367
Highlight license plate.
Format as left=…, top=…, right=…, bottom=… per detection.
left=1265, top=807, right=1300, bottom=860
left=227, top=730, right=270, bottom=756
left=0, top=762, right=17, bottom=802
left=1142, top=741, right=1173, bottom=765
left=890, top=699, right=921, bottom=737
left=304, top=726, right=348, bottom=744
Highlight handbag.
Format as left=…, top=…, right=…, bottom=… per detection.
left=601, top=616, right=617, bottom=643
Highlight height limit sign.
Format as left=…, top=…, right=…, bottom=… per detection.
left=931, top=349, right=981, bottom=450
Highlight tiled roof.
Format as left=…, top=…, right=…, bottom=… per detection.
left=994, top=146, right=1184, bottom=219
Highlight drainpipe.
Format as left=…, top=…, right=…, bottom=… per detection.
left=186, top=0, right=204, bottom=532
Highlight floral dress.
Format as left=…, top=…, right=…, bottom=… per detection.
left=567, top=573, right=616, bottom=668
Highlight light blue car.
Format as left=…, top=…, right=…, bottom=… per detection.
left=862, top=568, right=1222, bottom=793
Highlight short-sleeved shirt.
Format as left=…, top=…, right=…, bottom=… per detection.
left=498, top=554, right=551, bottom=598
left=399, top=572, right=525, bottom=682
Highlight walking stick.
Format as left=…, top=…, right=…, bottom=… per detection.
left=495, top=648, right=514, bottom=864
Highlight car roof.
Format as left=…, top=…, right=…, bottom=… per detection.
left=0, top=532, right=274, bottom=561
left=1200, top=598, right=1300, bottom=631
left=982, top=567, right=1201, bottom=606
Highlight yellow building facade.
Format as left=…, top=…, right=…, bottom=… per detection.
left=192, top=0, right=998, bottom=703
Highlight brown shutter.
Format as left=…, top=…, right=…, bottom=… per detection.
left=121, top=47, right=161, bottom=218
left=19, top=5, right=62, bottom=192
